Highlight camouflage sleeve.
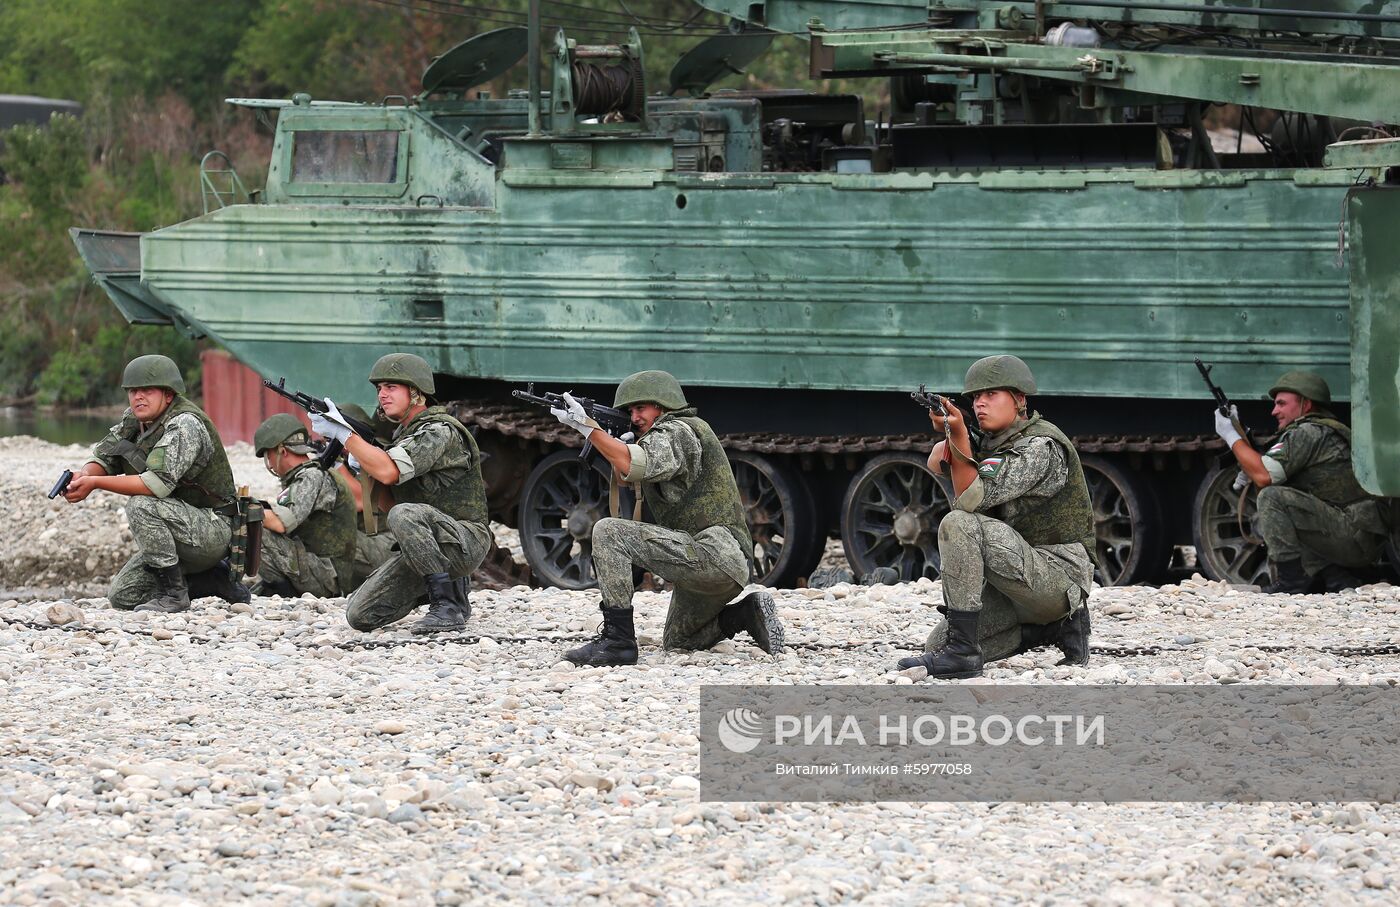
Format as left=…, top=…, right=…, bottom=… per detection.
left=623, top=420, right=702, bottom=485
left=86, top=415, right=132, bottom=472
left=272, top=468, right=336, bottom=534
left=1261, top=423, right=1325, bottom=485
left=387, top=422, right=459, bottom=484
left=954, top=437, right=1067, bottom=513
left=141, top=413, right=213, bottom=498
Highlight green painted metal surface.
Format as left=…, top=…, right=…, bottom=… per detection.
left=1347, top=186, right=1400, bottom=496
left=132, top=164, right=1353, bottom=410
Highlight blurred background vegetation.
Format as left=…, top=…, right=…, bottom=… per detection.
left=0, top=0, right=820, bottom=407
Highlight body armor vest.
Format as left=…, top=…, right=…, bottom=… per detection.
left=390, top=408, right=489, bottom=524
left=102, top=396, right=235, bottom=508
left=1277, top=412, right=1372, bottom=508
left=640, top=411, right=754, bottom=568
left=977, top=415, right=1097, bottom=564
left=283, top=463, right=357, bottom=594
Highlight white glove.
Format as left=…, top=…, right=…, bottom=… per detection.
left=1231, top=470, right=1249, bottom=493
left=550, top=392, right=596, bottom=438
left=1214, top=404, right=1243, bottom=448
left=311, top=397, right=353, bottom=444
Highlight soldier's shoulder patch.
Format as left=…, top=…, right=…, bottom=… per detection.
left=977, top=456, right=1005, bottom=478
left=277, top=489, right=292, bottom=506
left=1265, top=441, right=1286, bottom=457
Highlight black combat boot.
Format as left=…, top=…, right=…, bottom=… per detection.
left=564, top=608, right=639, bottom=666
left=187, top=560, right=251, bottom=604
left=1054, top=607, right=1091, bottom=666
left=1011, top=621, right=1058, bottom=657
left=898, top=610, right=983, bottom=679
left=1263, top=559, right=1312, bottom=594
left=412, top=572, right=470, bottom=635
left=1317, top=565, right=1364, bottom=593
left=250, top=578, right=297, bottom=598
left=719, top=590, right=786, bottom=654
left=135, top=565, right=191, bottom=613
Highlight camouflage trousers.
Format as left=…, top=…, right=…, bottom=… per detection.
left=1256, top=485, right=1386, bottom=575
left=930, top=510, right=1082, bottom=661
left=352, top=530, right=397, bottom=590
left=108, top=496, right=231, bottom=611
left=592, top=517, right=745, bottom=650
left=345, top=503, right=491, bottom=631
left=258, top=530, right=341, bottom=598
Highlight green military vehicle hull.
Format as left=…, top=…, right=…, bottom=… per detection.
left=73, top=2, right=1400, bottom=589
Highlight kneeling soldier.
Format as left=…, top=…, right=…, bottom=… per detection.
left=898, top=356, right=1094, bottom=679
left=316, top=354, right=490, bottom=634
left=252, top=414, right=357, bottom=598
left=63, top=354, right=244, bottom=612
left=551, top=369, right=784, bottom=666
left=1215, top=370, right=1388, bottom=592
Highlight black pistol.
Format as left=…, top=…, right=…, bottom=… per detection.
left=48, top=469, right=74, bottom=499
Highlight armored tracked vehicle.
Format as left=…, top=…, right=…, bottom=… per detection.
left=73, top=1, right=1400, bottom=590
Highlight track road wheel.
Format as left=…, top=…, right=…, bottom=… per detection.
left=728, top=451, right=822, bottom=587
left=1080, top=455, right=1169, bottom=586
left=840, top=452, right=948, bottom=582
left=518, top=449, right=632, bottom=590
left=1192, top=465, right=1269, bottom=586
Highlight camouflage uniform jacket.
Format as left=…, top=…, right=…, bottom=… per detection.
left=1261, top=412, right=1387, bottom=534
left=87, top=396, right=235, bottom=507
left=385, top=407, right=489, bottom=526
left=273, top=461, right=358, bottom=589
left=952, top=415, right=1096, bottom=596
left=622, top=409, right=753, bottom=587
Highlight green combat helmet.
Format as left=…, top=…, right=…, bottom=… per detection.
left=615, top=370, right=688, bottom=410
left=254, top=413, right=312, bottom=457
left=368, top=353, right=435, bottom=395
left=121, top=354, right=185, bottom=395
left=1268, top=370, right=1331, bottom=405
left=964, top=355, right=1037, bottom=395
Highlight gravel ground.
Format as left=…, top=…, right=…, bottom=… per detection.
left=2, top=436, right=1399, bottom=905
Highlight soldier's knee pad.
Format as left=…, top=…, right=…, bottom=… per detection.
left=937, top=510, right=978, bottom=544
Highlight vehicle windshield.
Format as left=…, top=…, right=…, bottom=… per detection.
left=291, top=130, right=400, bottom=183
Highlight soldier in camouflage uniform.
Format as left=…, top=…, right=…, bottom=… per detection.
left=252, top=414, right=357, bottom=598
left=898, top=356, right=1094, bottom=679
left=335, top=403, right=396, bottom=589
left=550, top=370, right=784, bottom=666
left=1215, top=370, right=1388, bottom=593
left=62, top=354, right=245, bottom=613
left=313, top=353, right=490, bottom=634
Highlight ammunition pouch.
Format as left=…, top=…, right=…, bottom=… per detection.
left=229, top=496, right=265, bottom=579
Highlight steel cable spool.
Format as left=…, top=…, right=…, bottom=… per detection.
left=571, top=56, right=644, bottom=118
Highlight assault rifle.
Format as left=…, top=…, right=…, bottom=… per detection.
left=910, top=384, right=983, bottom=449
left=1193, top=358, right=1250, bottom=443
left=47, top=469, right=73, bottom=500
left=263, top=377, right=383, bottom=470
left=512, top=384, right=633, bottom=460
left=1193, top=358, right=1233, bottom=418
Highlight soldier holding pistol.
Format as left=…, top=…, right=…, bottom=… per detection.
left=63, top=354, right=246, bottom=612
